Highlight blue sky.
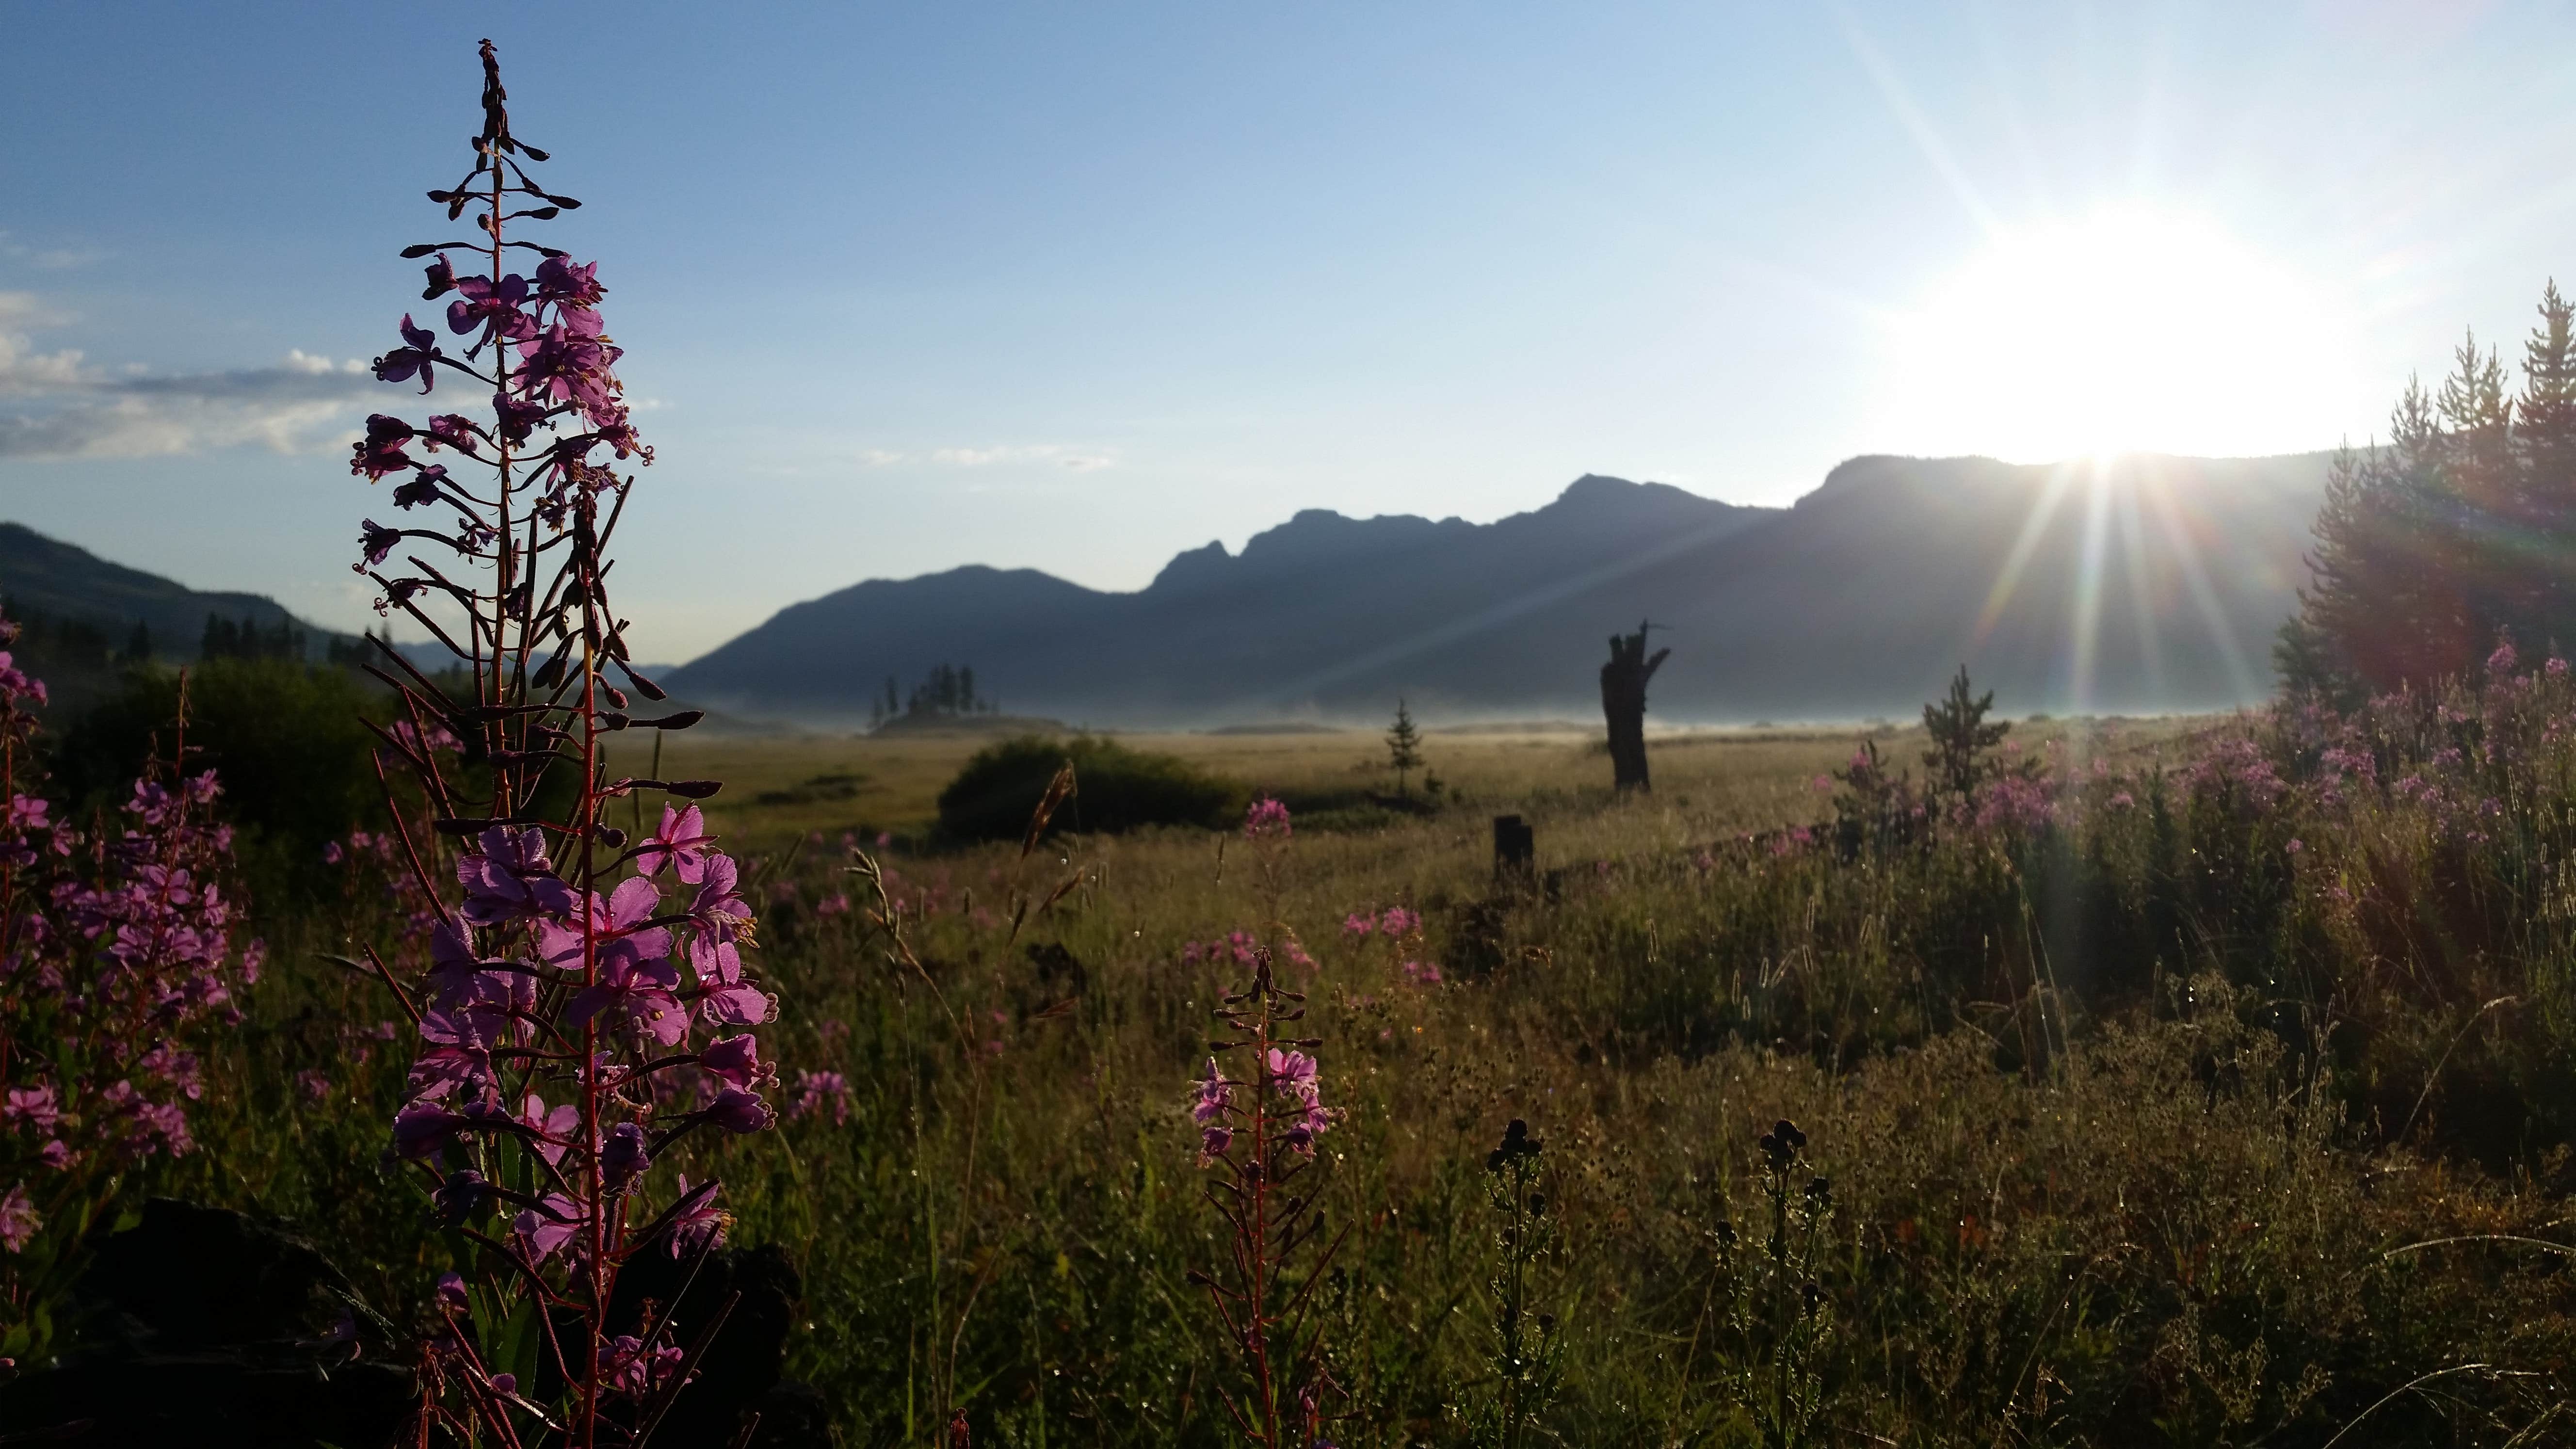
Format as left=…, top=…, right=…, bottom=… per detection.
left=3, top=1, right=2574, bottom=660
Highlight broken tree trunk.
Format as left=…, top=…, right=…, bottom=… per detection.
left=1599, top=620, right=1669, bottom=791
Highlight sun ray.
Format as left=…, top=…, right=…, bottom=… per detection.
left=1971, top=459, right=2081, bottom=647
left=2139, top=468, right=2264, bottom=705
left=1829, top=1, right=2005, bottom=239
left=2067, top=458, right=2116, bottom=715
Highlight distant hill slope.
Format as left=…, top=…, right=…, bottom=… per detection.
left=669, top=454, right=2333, bottom=726
left=0, top=522, right=348, bottom=660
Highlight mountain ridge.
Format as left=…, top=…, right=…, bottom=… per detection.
left=668, top=451, right=2334, bottom=726
left=0, top=522, right=350, bottom=661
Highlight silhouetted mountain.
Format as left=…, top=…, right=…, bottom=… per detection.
left=0, top=522, right=350, bottom=661
left=671, top=452, right=2332, bottom=726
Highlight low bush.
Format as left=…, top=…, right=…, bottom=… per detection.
left=936, top=733, right=1239, bottom=840
left=54, top=659, right=383, bottom=893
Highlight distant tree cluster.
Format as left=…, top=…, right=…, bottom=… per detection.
left=199, top=612, right=309, bottom=663
left=0, top=597, right=151, bottom=671
left=871, top=663, right=997, bottom=727
left=2284, top=280, right=2576, bottom=698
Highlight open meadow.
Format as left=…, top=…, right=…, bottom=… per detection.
left=49, top=694, right=2561, bottom=1446
left=13, top=20, right=2576, bottom=1448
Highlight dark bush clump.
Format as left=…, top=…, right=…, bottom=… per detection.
left=937, top=735, right=1237, bottom=841
left=56, top=659, right=383, bottom=888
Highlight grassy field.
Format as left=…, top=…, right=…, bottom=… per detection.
left=614, top=716, right=2199, bottom=852
left=118, top=691, right=2576, bottom=1446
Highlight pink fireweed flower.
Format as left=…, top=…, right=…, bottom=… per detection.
left=435, top=1272, right=470, bottom=1313
left=688, top=935, right=776, bottom=1026
left=788, top=1069, right=851, bottom=1126
left=688, top=853, right=753, bottom=939
left=701, top=1034, right=768, bottom=1091
left=1265, top=1048, right=1317, bottom=1095
left=1341, top=913, right=1374, bottom=937
left=1244, top=797, right=1291, bottom=839
left=456, top=826, right=577, bottom=925
left=564, top=952, right=690, bottom=1047
left=1401, top=960, right=1443, bottom=986
left=666, top=1176, right=730, bottom=1257
left=534, top=877, right=670, bottom=974
left=598, top=1335, right=685, bottom=1398
left=2, top=1084, right=59, bottom=1133
left=519, top=1094, right=579, bottom=1167
left=704, top=1083, right=775, bottom=1134
left=391, top=1099, right=474, bottom=1160
left=600, top=1122, right=651, bottom=1190
left=406, top=1012, right=497, bottom=1102
left=635, top=804, right=717, bottom=883
left=0, top=1183, right=38, bottom=1253
left=431, top=1170, right=492, bottom=1227
left=513, top=1192, right=584, bottom=1264
left=1377, top=906, right=1421, bottom=937
left=423, top=922, right=534, bottom=1040
left=1190, top=1057, right=1231, bottom=1123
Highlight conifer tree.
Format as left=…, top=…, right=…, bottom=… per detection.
left=2521, top=280, right=2576, bottom=643
left=1921, top=665, right=2008, bottom=805
left=1385, top=698, right=1423, bottom=797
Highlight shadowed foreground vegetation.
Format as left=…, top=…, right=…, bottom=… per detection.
left=110, top=676, right=2576, bottom=1447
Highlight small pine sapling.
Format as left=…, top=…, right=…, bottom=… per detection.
left=1385, top=699, right=1424, bottom=798
left=1921, top=664, right=2011, bottom=805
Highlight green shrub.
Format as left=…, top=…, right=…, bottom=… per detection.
left=936, top=734, right=1238, bottom=841
left=57, top=659, right=382, bottom=872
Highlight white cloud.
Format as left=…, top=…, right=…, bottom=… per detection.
left=927, top=443, right=1116, bottom=472
left=0, top=234, right=101, bottom=271
left=0, top=296, right=379, bottom=459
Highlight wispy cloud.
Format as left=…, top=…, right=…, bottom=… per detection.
left=928, top=443, right=1116, bottom=472
left=0, top=293, right=379, bottom=459
left=0, top=232, right=102, bottom=271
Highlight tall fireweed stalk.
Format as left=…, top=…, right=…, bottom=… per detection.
left=1188, top=948, right=1347, bottom=1447
left=349, top=42, right=776, bottom=1446
left=0, top=637, right=259, bottom=1364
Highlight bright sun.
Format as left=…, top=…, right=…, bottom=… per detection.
left=1880, top=207, right=2357, bottom=463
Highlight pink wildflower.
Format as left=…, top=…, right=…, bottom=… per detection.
left=0, top=1183, right=38, bottom=1253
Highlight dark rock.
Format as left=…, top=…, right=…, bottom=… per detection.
left=0, top=1199, right=409, bottom=1449
left=598, top=1241, right=810, bottom=1447
left=0, top=1352, right=412, bottom=1449
left=747, top=1379, right=834, bottom=1449
left=75, top=1196, right=371, bottom=1351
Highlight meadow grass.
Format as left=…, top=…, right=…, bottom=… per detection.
left=144, top=707, right=2576, bottom=1446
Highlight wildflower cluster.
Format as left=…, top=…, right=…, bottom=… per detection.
left=1339, top=903, right=1440, bottom=985
left=0, top=627, right=258, bottom=1357
left=1186, top=949, right=1346, bottom=1447
left=346, top=44, right=775, bottom=1445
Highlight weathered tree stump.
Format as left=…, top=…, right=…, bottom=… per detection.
left=1599, top=619, right=1669, bottom=791
left=1493, top=813, right=1534, bottom=877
